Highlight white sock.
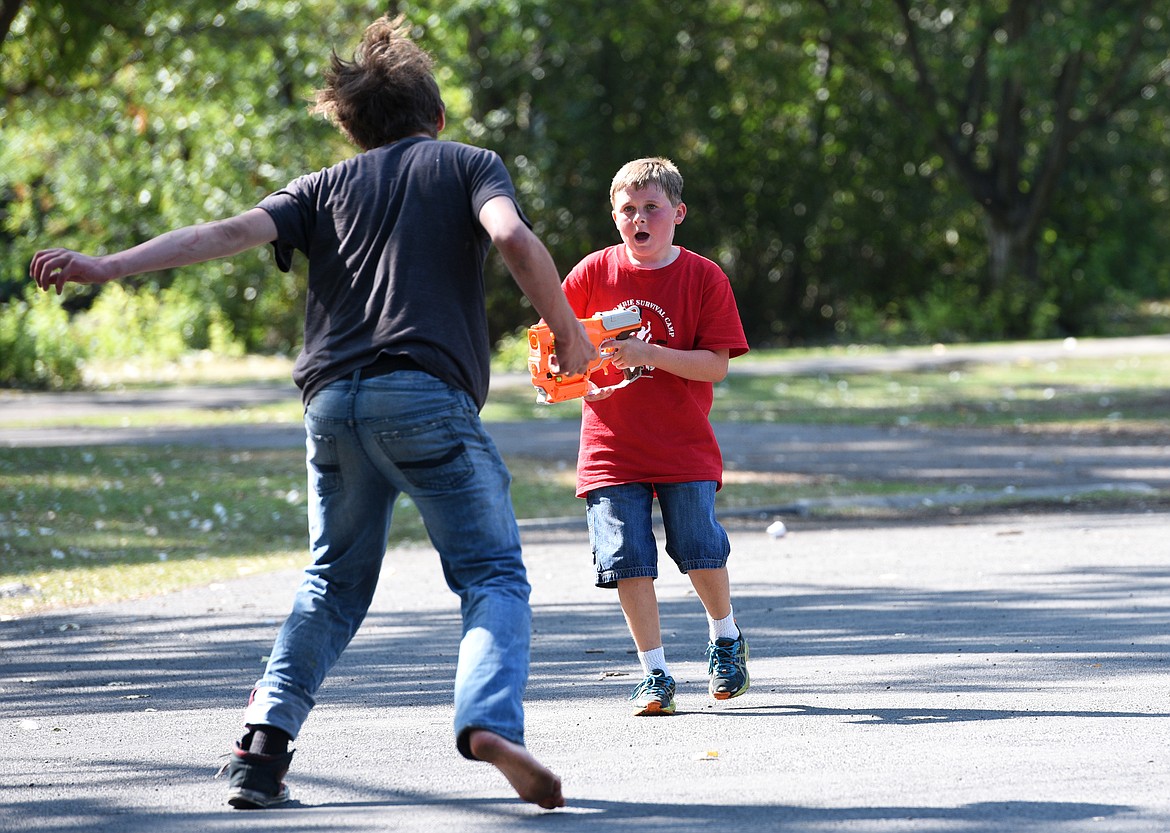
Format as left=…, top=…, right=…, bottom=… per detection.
left=638, top=646, right=668, bottom=676
left=709, top=608, right=739, bottom=642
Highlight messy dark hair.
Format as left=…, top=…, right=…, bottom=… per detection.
left=312, top=15, right=444, bottom=150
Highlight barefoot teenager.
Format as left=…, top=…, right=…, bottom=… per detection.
left=31, top=15, right=592, bottom=811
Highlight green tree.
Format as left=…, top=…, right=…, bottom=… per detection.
left=403, top=0, right=827, bottom=343
left=2, top=1, right=370, bottom=353
left=813, top=0, right=1170, bottom=335
left=4, top=0, right=1170, bottom=384
left=405, top=1, right=962, bottom=344
left=412, top=0, right=1170, bottom=344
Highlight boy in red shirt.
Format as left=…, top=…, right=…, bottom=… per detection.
left=563, top=157, right=750, bottom=715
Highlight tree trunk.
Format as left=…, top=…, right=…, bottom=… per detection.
left=982, top=211, right=1041, bottom=336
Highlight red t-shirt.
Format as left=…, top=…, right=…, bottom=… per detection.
left=563, top=245, right=749, bottom=497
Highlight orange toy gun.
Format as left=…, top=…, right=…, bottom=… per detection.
left=527, top=306, right=643, bottom=404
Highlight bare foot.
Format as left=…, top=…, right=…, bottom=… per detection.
left=467, top=730, right=565, bottom=809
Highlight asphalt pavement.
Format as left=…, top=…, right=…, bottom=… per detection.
left=3, top=513, right=1170, bottom=832
left=2, top=335, right=1169, bottom=832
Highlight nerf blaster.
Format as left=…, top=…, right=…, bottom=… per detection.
left=528, top=306, right=643, bottom=404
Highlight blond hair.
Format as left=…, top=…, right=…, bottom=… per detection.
left=609, top=157, right=684, bottom=206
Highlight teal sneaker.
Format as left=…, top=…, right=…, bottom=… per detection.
left=630, top=669, right=676, bottom=716
left=706, top=632, right=750, bottom=700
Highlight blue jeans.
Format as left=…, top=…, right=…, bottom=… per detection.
left=243, top=371, right=531, bottom=759
left=586, top=481, right=731, bottom=588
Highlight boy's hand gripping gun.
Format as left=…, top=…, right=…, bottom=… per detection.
left=527, top=307, right=643, bottom=404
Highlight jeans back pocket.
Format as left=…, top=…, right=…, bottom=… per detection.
left=374, top=419, right=475, bottom=492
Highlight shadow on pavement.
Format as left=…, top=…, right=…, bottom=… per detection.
left=0, top=791, right=1138, bottom=833
left=7, top=565, right=1170, bottom=721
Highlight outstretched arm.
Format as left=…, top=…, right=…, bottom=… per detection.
left=478, top=195, right=594, bottom=377
left=30, top=208, right=278, bottom=295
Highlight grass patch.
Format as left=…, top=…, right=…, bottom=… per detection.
left=0, top=400, right=305, bottom=431
left=0, top=444, right=910, bottom=615
left=4, top=341, right=1169, bottom=614
left=80, top=352, right=295, bottom=387
left=5, top=346, right=1167, bottom=434
left=0, top=447, right=308, bottom=616
left=503, top=456, right=917, bottom=520
left=486, top=352, right=1170, bottom=431
left=710, top=354, right=1170, bottom=430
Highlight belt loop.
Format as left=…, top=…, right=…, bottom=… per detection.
left=350, top=369, right=363, bottom=394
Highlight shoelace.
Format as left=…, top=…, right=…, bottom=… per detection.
left=707, top=642, right=740, bottom=677
left=634, top=674, right=671, bottom=699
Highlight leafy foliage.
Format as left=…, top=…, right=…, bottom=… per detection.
left=0, top=285, right=83, bottom=388
left=1, top=1, right=1169, bottom=388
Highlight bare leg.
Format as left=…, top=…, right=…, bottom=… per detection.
left=616, top=577, right=662, bottom=651
left=468, top=730, right=565, bottom=809
left=688, top=567, right=732, bottom=622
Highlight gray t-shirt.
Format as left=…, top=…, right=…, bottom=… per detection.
left=258, top=137, right=524, bottom=408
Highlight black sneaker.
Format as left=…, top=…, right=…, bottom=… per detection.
left=219, top=737, right=295, bottom=809
left=706, top=631, right=750, bottom=700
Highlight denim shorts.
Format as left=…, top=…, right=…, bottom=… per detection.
left=585, top=481, right=731, bottom=588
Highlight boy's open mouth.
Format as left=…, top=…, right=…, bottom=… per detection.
left=635, top=231, right=650, bottom=242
